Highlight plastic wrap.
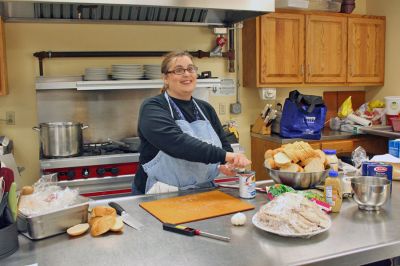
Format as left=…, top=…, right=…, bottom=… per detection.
left=351, top=146, right=369, bottom=169
left=18, top=175, right=80, bottom=216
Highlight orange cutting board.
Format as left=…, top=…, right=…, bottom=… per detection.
left=140, top=190, right=255, bottom=224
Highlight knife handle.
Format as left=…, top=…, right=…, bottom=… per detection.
left=108, top=202, right=125, bottom=215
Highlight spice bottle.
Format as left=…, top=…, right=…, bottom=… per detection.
left=323, top=149, right=339, bottom=171
left=324, top=170, right=342, bottom=213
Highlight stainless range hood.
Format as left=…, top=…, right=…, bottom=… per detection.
left=0, top=0, right=274, bottom=26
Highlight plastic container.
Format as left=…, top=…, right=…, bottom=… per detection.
left=17, top=196, right=89, bottom=240
left=324, top=170, right=342, bottom=213
left=385, top=96, right=400, bottom=115
left=386, top=114, right=399, bottom=126
left=323, top=149, right=339, bottom=171
left=391, top=117, right=400, bottom=132
left=0, top=223, right=19, bottom=259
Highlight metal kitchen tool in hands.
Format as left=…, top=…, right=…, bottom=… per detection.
left=163, top=223, right=230, bottom=242
left=108, top=202, right=143, bottom=230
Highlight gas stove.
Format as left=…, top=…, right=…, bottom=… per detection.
left=40, top=142, right=140, bottom=199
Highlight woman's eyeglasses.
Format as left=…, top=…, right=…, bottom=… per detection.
left=166, top=65, right=198, bottom=75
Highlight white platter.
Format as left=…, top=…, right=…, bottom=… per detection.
left=252, top=212, right=331, bottom=239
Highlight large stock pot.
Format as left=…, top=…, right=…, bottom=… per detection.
left=33, top=122, right=88, bottom=158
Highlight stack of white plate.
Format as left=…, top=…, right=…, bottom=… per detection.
left=112, top=64, right=144, bottom=80
left=84, top=67, right=108, bottom=81
left=144, top=64, right=162, bottom=80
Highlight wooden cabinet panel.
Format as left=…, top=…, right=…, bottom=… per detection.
left=251, top=136, right=281, bottom=181
left=321, top=140, right=354, bottom=153
left=348, top=17, right=385, bottom=83
left=259, top=13, right=304, bottom=84
left=306, top=15, right=347, bottom=83
left=0, top=17, right=7, bottom=96
left=309, top=142, right=321, bottom=150
left=243, top=11, right=385, bottom=87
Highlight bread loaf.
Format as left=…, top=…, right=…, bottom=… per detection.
left=304, top=158, right=325, bottom=173
left=273, top=152, right=291, bottom=168
left=264, top=141, right=326, bottom=174
left=280, top=163, right=300, bottom=173
left=91, top=206, right=117, bottom=218
left=91, top=215, right=116, bottom=237
left=21, top=186, right=34, bottom=196
left=67, top=223, right=90, bottom=236
left=110, top=216, right=124, bottom=232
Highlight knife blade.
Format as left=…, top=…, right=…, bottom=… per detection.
left=109, top=202, right=143, bottom=230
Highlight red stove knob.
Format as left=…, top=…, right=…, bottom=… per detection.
left=96, top=168, right=106, bottom=176
left=110, top=167, right=119, bottom=176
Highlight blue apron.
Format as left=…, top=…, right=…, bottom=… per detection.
left=143, top=92, right=222, bottom=193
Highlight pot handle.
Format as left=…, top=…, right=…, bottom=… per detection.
left=81, top=125, right=89, bottom=130
left=32, top=126, right=40, bottom=131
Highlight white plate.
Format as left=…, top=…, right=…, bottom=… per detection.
left=112, top=70, right=143, bottom=74
left=112, top=64, right=143, bottom=67
left=252, top=212, right=331, bottom=238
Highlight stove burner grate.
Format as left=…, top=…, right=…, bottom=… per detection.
left=82, top=142, right=138, bottom=156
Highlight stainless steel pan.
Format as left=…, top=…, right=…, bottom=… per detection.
left=108, top=137, right=140, bottom=152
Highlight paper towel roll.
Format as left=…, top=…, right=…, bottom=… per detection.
left=347, top=113, right=372, bottom=126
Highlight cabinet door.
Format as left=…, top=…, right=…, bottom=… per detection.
left=306, top=15, right=347, bottom=83
left=348, top=17, right=385, bottom=83
left=0, top=17, right=7, bottom=96
left=259, top=13, right=304, bottom=84
left=251, top=136, right=281, bottom=181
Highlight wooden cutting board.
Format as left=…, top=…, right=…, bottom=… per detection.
left=140, top=190, right=255, bottom=224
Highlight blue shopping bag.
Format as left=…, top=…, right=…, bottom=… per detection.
left=280, top=90, right=327, bottom=140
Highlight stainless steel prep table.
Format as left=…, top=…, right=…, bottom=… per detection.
left=2, top=183, right=400, bottom=266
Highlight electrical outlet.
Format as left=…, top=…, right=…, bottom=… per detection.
left=259, top=88, right=276, bottom=100
left=6, top=111, right=15, bottom=125
left=219, top=103, right=226, bottom=115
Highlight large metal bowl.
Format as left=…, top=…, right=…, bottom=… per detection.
left=350, top=176, right=391, bottom=211
left=265, top=166, right=330, bottom=189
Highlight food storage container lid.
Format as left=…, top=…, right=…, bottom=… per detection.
left=323, top=149, right=337, bottom=155
left=328, top=170, right=339, bottom=177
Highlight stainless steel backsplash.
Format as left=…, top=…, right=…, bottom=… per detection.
left=36, top=89, right=160, bottom=143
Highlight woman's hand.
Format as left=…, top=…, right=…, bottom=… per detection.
left=225, top=152, right=252, bottom=170
left=218, top=164, right=237, bottom=176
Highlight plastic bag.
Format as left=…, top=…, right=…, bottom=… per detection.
left=18, top=174, right=80, bottom=216
left=338, top=96, right=353, bottom=118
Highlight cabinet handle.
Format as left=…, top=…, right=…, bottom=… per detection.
left=307, top=64, right=311, bottom=76
left=300, top=64, right=304, bottom=76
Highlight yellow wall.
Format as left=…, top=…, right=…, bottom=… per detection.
left=365, top=0, right=400, bottom=101
left=0, top=1, right=373, bottom=186
left=0, top=22, right=239, bottom=186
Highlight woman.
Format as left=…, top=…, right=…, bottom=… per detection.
left=134, top=51, right=251, bottom=194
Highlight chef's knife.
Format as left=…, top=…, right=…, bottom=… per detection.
left=109, top=202, right=143, bottom=230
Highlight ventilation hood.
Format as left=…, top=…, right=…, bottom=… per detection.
left=0, top=0, right=274, bottom=26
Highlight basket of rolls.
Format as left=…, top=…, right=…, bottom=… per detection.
left=264, top=141, right=330, bottom=189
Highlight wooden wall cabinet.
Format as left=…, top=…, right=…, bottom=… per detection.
left=306, top=15, right=347, bottom=83
left=243, top=11, right=385, bottom=87
left=347, top=17, right=385, bottom=84
left=0, top=17, right=8, bottom=96
left=251, top=134, right=388, bottom=181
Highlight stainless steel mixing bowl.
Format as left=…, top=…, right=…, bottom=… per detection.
left=265, top=167, right=330, bottom=189
left=350, top=176, right=391, bottom=211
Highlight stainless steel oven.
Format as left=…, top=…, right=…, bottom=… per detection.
left=40, top=142, right=139, bottom=199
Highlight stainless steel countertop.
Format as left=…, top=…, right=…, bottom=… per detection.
left=2, top=183, right=400, bottom=266
left=251, top=129, right=361, bottom=144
